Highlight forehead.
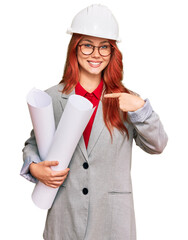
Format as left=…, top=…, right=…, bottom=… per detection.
left=80, top=35, right=109, bottom=44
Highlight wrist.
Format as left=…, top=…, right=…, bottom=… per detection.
left=29, top=162, right=37, bottom=176
left=138, top=98, right=145, bottom=109
left=134, top=98, right=145, bottom=111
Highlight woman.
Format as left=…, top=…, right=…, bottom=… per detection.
left=20, top=4, right=168, bottom=240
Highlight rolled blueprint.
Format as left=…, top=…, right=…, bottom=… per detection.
left=30, top=93, right=94, bottom=209
left=27, top=88, right=55, bottom=160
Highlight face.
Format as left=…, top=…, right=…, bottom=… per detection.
left=77, top=36, right=111, bottom=77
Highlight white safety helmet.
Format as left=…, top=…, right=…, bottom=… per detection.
left=67, top=4, right=120, bottom=41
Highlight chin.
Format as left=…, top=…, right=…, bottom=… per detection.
left=88, top=67, right=104, bottom=76
left=89, top=70, right=101, bottom=75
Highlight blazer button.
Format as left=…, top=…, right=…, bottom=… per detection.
left=82, top=188, right=88, bottom=195
left=83, top=162, right=89, bottom=169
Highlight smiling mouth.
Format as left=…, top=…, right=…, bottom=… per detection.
left=87, top=61, right=102, bottom=68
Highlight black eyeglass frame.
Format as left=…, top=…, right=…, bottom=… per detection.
left=78, top=44, right=114, bottom=57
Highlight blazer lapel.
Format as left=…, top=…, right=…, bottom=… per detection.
left=78, top=135, right=89, bottom=162
left=87, top=100, right=105, bottom=157
left=60, top=88, right=75, bottom=110
left=60, top=88, right=89, bottom=162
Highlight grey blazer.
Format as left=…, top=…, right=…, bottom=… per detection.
left=21, top=83, right=168, bottom=240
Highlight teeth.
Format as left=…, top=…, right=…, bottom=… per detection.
left=88, top=61, right=101, bottom=65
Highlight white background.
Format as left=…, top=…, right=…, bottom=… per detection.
left=0, top=0, right=188, bottom=239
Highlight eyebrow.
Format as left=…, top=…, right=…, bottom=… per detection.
left=81, top=39, right=109, bottom=44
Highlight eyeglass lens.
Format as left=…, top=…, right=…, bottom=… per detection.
left=80, top=44, right=112, bottom=56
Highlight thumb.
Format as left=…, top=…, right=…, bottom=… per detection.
left=44, top=161, right=59, bottom=167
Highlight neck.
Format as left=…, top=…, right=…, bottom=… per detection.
left=79, top=70, right=101, bottom=93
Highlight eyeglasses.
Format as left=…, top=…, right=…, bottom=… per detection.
left=78, top=44, right=113, bottom=57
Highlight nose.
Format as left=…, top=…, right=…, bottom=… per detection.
left=91, top=46, right=100, bottom=58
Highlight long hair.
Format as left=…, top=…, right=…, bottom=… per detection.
left=60, top=33, right=130, bottom=138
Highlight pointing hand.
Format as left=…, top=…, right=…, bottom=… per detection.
left=104, top=93, right=145, bottom=112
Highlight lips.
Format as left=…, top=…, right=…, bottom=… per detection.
left=87, top=61, right=102, bottom=68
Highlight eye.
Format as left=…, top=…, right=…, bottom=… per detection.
left=100, top=45, right=110, bottom=49
left=83, top=44, right=93, bottom=48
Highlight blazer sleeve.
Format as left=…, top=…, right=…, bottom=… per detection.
left=128, top=99, right=168, bottom=154
left=20, top=130, right=41, bottom=183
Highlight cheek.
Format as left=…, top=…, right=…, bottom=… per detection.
left=77, top=53, right=88, bottom=67
left=103, top=57, right=111, bottom=68
left=77, top=52, right=82, bottom=65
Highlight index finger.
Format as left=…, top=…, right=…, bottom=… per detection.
left=104, top=93, right=121, bottom=98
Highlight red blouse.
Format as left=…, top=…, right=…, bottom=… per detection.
left=75, top=80, right=103, bottom=148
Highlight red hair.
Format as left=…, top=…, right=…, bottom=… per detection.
left=60, top=34, right=130, bottom=138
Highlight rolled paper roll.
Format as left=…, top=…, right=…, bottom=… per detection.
left=29, top=92, right=94, bottom=209
left=27, top=88, right=55, bottom=161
